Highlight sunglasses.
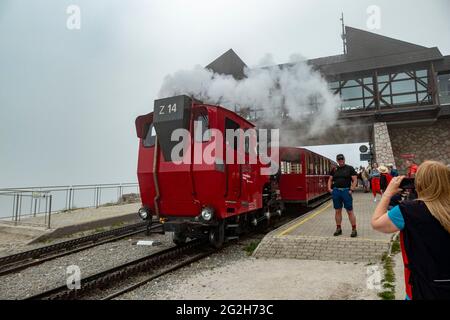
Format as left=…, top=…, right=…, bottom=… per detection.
left=337, top=157, right=345, bottom=160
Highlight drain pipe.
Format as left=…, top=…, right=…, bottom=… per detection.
left=153, top=136, right=160, bottom=221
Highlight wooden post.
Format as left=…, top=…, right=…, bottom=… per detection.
left=430, top=62, right=440, bottom=105
left=373, top=70, right=380, bottom=110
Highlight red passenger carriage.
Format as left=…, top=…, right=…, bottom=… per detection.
left=279, top=147, right=335, bottom=206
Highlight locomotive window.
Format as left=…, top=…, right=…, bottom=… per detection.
left=143, top=123, right=156, bottom=148
left=243, top=129, right=258, bottom=155
left=225, top=118, right=240, bottom=150
left=194, top=114, right=210, bottom=142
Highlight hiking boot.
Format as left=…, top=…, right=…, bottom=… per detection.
left=351, top=229, right=357, bottom=238
left=333, top=228, right=342, bottom=236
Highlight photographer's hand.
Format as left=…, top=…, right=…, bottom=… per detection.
left=384, top=176, right=405, bottom=198
left=371, top=176, right=405, bottom=233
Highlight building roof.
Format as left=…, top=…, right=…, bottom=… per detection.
left=205, top=49, right=247, bottom=80
left=206, top=26, right=446, bottom=78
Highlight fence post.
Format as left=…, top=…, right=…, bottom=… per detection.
left=47, top=195, right=52, bottom=229
left=71, top=188, right=75, bottom=210
left=14, top=194, right=19, bottom=226
left=65, top=188, right=69, bottom=210
left=33, top=197, right=38, bottom=217
left=18, top=194, right=22, bottom=222
left=12, top=194, right=16, bottom=222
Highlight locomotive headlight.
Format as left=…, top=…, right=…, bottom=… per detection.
left=201, top=207, right=214, bottom=221
left=138, top=207, right=149, bottom=220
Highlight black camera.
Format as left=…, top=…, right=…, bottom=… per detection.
left=399, top=178, right=415, bottom=190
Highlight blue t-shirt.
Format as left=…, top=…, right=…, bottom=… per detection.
left=387, top=205, right=405, bottom=230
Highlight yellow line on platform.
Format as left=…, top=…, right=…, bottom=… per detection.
left=277, top=202, right=332, bottom=237
left=281, top=234, right=390, bottom=243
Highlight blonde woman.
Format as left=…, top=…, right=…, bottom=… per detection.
left=371, top=161, right=450, bottom=300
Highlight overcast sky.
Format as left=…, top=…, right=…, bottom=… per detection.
left=1, top=0, right=449, bottom=187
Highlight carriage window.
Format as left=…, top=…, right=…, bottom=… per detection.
left=281, top=161, right=287, bottom=174
left=281, top=161, right=301, bottom=174
left=307, top=155, right=313, bottom=175
left=281, top=161, right=291, bottom=174
left=143, top=123, right=156, bottom=147
left=291, top=162, right=301, bottom=174
left=314, top=156, right=319, bottom=175
left=194, top=114, right=210, bottom=142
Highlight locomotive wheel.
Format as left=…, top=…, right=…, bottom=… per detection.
left=208, top=220, right=225, bottom=249
left=172, top=232, right=187, bottom=246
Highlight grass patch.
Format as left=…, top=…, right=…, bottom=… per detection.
left=244, top=240, right=260, bottom=256
left=100, top=202, right=117, bottom=207
left=391, top=239, right=401, bottom=255
left=377, top=237, right=400, bottom=300
left=111, top=221, right=125, bottom=228
left=94, top=227, right=105, bottom=233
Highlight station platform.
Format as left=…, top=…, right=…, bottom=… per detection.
left=0, top=203, right=141, bottom=246
left=254, top=192, right=394, bottom=263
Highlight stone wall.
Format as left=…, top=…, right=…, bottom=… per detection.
left=389, top=119, right=450, bottom=173
left=372, top=122, right=396, bottom=167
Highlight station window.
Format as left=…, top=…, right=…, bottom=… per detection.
left=438, top=73, right=450, bottom=105
left=194, top=113, right=210, bottom=142
left=143, top=123, right=156, bottom=148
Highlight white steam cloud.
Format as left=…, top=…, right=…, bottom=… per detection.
left=158, top=56, right=341, bottom=137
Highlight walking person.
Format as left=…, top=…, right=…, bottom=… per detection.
left=387, top=163, right=398, bottom=177
left=327, top=154, right=358, bottom=237
left=379, top=165, right=392, bottom=194
left=371, top=161, right=450, bottom=299
left=406, top=159, right=419, bottom=178
left=370, top=162, right=382, bottom=202
left=361, top=166, right=370, bottom=193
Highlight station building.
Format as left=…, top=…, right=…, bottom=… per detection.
left=206, top=26, right=450, bottom=171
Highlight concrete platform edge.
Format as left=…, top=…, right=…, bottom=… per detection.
left=27, top=212, right=140, bottom=244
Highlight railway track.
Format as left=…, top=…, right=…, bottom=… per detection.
left=0, top=221, right=161, bottom=276
left=25, top=239, right=212, bottom=300
left=22, top=203, right=330, bottom=300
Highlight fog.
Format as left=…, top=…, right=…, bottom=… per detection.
left=0, top=0, right=449, bottom=187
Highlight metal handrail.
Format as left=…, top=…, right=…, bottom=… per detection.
left=0, top=183, right=140, bottom=229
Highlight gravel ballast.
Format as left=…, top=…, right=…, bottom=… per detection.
left=118, top=238, right=383, bottom=300
left=0, top=233, right=173, bottom=300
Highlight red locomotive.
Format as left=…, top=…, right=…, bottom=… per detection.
left=135, top=95, right=333, bottom=247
